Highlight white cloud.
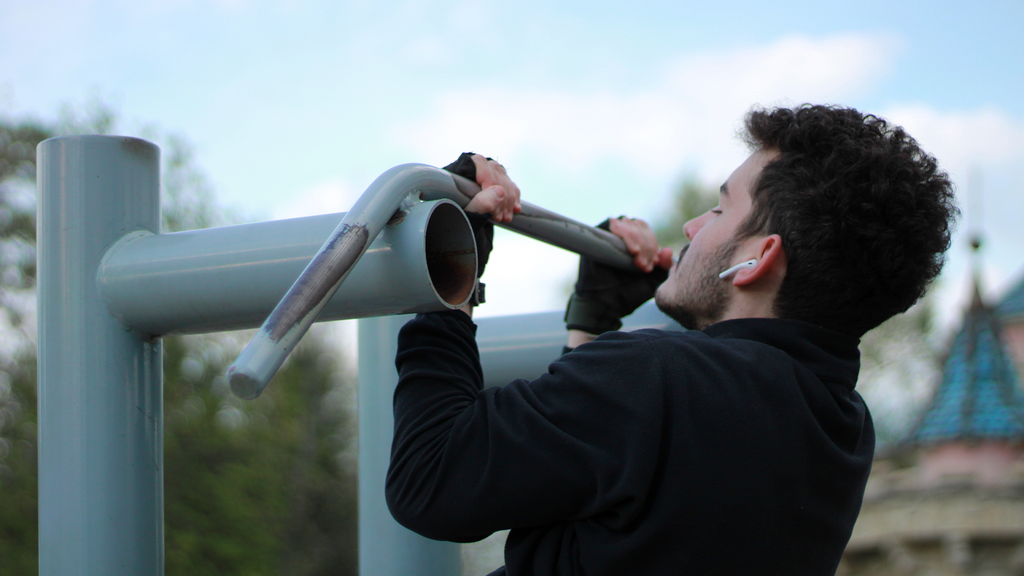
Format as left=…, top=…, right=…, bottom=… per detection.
left=878, top=104, right=1024, bottom=332
left=882, top=104, right=1024, bottom=173
left=879, top=106, right=1024, bottom=258
left=666, top=34, right=898, bottom=104
left=397, top=33, right=900, bottom=184
left=388, top=33, right=905, bottom=316
left=396, top=34, right=1024, bottom=322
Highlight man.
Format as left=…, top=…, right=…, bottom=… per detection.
left=386, top=105, right=958, bottom=574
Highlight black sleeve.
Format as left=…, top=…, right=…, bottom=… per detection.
left=387, top=311, right=668, bottom=542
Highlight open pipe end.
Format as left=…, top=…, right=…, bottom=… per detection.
left=425, top=202, right=478, bottom=308
left=228, top=367, right=264, bottom=400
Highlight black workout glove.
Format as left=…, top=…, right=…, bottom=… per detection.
left=443, top=152, right=494, bottom=305
left=564, top=219, right=669, bottom=334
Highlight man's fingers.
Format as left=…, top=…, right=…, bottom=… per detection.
left=492, top=164, right=519, bottom=223
left=657, top=247, right=674, bottom=270
left=465, top=185, right=506, bottom=216
left=505, top=181, right=522, bottom=219
left=469, top=154, right=520, bottom=223
left=609, top=216, right=660, bottom=272
left=470, top=154, right=491, bottom=178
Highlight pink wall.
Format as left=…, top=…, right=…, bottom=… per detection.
left=920, top=441, right=1024, bottom=486
left=1002, top=322, right=1024, bottom=388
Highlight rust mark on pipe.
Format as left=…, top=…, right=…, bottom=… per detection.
left=386, top=209, right=409, bottom=227
left=120, top=137, right=158, bottom=162
left=264, top=223, right=370, bottom=341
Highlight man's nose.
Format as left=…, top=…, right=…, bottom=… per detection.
left=683, top=213, right=708, bottom=241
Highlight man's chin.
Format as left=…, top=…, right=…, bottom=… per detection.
left=655, top=291, right=700, bottom=331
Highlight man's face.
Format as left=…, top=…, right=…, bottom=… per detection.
left=655, top=149, right=775, bottom=329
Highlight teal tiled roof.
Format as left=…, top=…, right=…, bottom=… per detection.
left=905, top=285, right=1024, bottom=445
left=997, top=272, right=1024, bottom=323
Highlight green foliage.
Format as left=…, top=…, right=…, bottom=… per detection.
left=54, top=98, right=117, bottom=137
left=0, top=106, right=358, bottom=575
left=0, top=116, right=48, bottom=576
left=0, top=357, right=39, bottom=576
left=144, top=129, right=227, bottom=233
left=0, top=119, right=48, bottom=347
left=857, top=297, right=941, bottom=445
left=653, top=176, right=719, bottom=248
left=0, top=122, right=49, bottom=184
left=163, top=333, right=357, bottom=576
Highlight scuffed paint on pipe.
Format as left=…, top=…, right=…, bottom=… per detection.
left=265, top=223, right=370, bottom=341
left=227, top=164, right=467, bottom=399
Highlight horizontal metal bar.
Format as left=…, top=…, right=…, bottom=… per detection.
left=476, top=301, right=683, bottom=388
left=424, top=172, right=635, bottom=271
left=99, top=199, right=475, bottom=337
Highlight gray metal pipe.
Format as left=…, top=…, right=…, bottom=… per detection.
left=37, top=135, right=164, bottom=575
left=228, top=163, right=637, bottom=400
left=435, top=172, right=635, bottom=271
left=476, top=301, right=684, bottom=388
left=226, top=165, right=465, bottom=399
left=355, top=302, right=681, bottom=576
left=358, top=315, right=462, bottom=575
left=98, top=199, right=476, bottom=336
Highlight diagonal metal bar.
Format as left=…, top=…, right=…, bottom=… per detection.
left=227, top=163, right=634, bottom=399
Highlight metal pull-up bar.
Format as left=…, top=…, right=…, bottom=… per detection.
left=36, top=134, right=654, bottom=575
left=226, top=164, right=635, bottom=400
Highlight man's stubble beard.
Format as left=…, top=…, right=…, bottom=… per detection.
left=655, top=240, right=738, bottom=330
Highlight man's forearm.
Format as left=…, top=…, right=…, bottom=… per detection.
left=567, top=329, right=596, bottom=349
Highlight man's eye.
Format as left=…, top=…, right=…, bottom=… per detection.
left=711, top=208, right=722, bottom=215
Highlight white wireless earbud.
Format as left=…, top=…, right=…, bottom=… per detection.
left=718, top=259, right=758, bottom=279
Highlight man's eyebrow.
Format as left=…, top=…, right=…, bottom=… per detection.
left=720, top=182, right=729, bottom=197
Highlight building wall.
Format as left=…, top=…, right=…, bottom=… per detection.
left=842, top=478, right=1024, bottom=575
left=1002, top=323, right=1024, bottom=385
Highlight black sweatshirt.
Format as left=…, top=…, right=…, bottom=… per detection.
left=388, top=311, right=874, bottom=575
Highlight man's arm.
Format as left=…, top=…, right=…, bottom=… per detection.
left=445, top=153, right=520, bottom=318
left=387, top=158, right=672, bottom=540
left=388, top=311, right=668, bottom=541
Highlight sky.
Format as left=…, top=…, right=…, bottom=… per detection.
left=3, top=0, right=1023, bottom=332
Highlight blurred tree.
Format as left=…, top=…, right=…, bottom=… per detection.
left=0, top=116, right=49, bottom=576
left=0, top=102, right=357, bottom=576
left=163, top=331, right=357, bottom=576
left=856, top=298, right=940, bottom=445
left=653, top=176, right=719, bottom=249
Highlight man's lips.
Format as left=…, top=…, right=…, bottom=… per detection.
left=676, top=244, right=689, bottom=263
left=667, top=244, right=688, bottom=276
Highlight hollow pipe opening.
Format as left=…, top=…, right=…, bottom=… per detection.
left=424, top=201, right=478, bottom=308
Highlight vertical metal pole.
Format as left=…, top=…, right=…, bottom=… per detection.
left=358, top=315, right=461, bottom=576
left=37, top=135, right=163, bottom=575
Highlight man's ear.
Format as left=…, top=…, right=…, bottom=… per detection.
left=732, top=234, right=785, bottom=287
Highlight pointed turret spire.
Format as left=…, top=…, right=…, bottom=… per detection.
left=904, top=236, right=1024, bottom=445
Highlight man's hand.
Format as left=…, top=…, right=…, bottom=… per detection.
left=608, top=217, right=674, bottom=273
left=442, top=153, right=522, bottom=317
left=463, top=154, right=521, bottom=222
left=565, top=216, right=672, bottom=346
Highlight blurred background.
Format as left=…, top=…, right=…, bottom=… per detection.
left=1, top=1, right=1022, bottom=574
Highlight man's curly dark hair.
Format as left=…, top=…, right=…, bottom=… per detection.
left=738, top=104, right=959, bottom=337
